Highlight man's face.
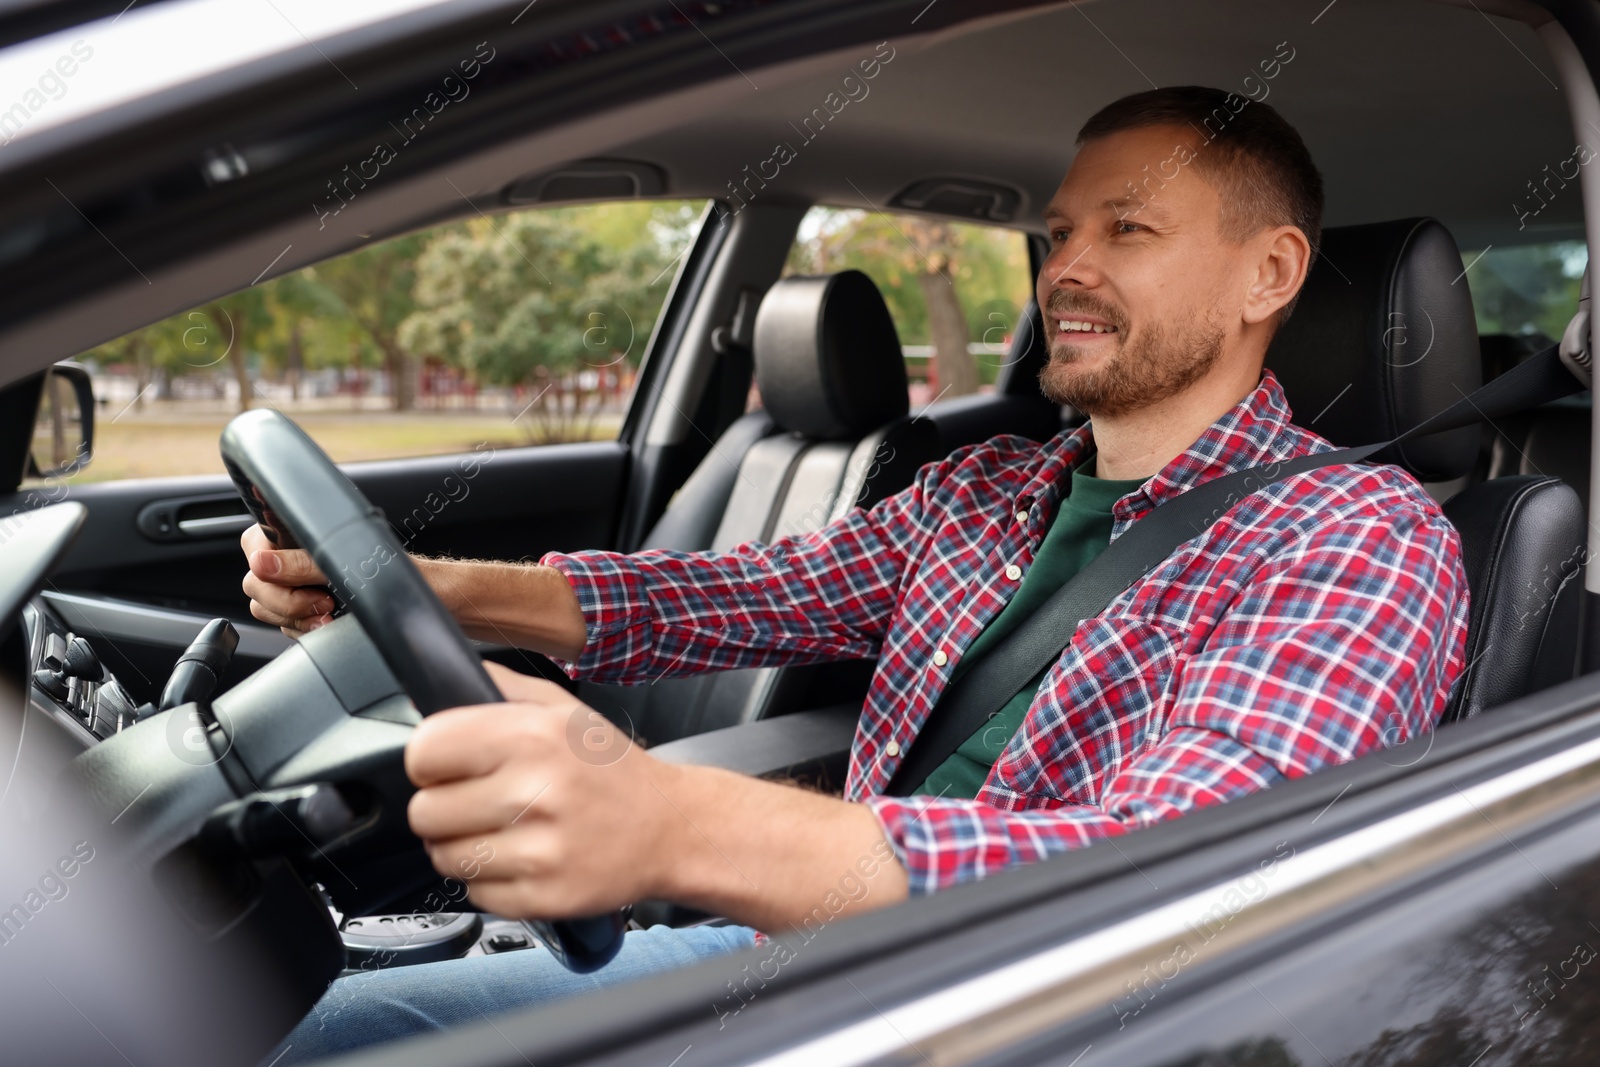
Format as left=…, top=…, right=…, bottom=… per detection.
left=1036, top=123, right=1249, bottom=417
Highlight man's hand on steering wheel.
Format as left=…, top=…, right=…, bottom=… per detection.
left=406, top=661, right=681, bottom=919
left=240, top=523, right=589, bottom=660
left=241, top=523, right=336, bottom=636
left=405, top=661, right=909, bottom=932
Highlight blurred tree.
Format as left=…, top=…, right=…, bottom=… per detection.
left=786, top=209, right=1029, bottom=397
left=401, top=203, right=687, bottom=441
left=909, top=219, right=982, bottom=399
left=1464, top=241, right=1587, bottom=341
left=259, top=271, right=351, bottom=401
left=78, top=200, right=702, bottom=431
left=313, top=235, right=427, bottom=410
left=202, top=296, right=253, bottom=411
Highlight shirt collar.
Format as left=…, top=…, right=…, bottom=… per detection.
left=1121, top=367, right=1302, bottom=521
left=1016, top=368, right=1304, bottom=532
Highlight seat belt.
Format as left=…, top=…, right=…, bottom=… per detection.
left=883, top=344, right=1588, bottom=796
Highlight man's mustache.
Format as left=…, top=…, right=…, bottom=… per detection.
left=1044, top=291, right=1125, bottom=332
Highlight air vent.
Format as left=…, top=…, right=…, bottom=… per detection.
left=888, top=177, right=1024, bottom=222
left=504, top=159, right=665, bottom=204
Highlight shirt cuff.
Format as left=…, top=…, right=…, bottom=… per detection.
left=539, top=550, right=655, bottom=681
left=862, top=795, right=940, bottom=896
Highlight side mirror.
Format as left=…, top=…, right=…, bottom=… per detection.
left=27, top=362, right=94, bottom=480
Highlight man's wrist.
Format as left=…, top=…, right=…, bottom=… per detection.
left=412, top=556, right=456, bottom=613
left=640, top=758, right=908, bottom=930
left=415, top=557, right=587, bottom=662
left=643, top=758, right=723, bottom=906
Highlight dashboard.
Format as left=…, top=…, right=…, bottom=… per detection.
left=0, top=503, right=116, bottom=817
left=1, top=500, right=571, bottom=986
left=21, top=599, right=140, bottom=747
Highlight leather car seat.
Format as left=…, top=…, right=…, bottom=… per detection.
left=579, top=269, right=941, bottom=744
left=1266, top=217, right=1585, bottom=721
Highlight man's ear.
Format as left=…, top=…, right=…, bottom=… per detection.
left=1241, top=226, right=1312, bottom=326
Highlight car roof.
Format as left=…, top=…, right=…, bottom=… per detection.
left=5, top=0, right=1569, bottom=248
left=608, top=0, right=1577, bottom=249
left=0, top=0, right=1576, bottom=386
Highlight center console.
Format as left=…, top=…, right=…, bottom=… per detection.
left=22, top=600, right=142, bottom=744
left=24, top=596, right=566, bottom=972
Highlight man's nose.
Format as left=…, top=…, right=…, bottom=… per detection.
left=1040, top=236, right=1098, bottom=296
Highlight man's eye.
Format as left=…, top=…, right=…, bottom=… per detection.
left=1115, top=220, right=1143, bottom=235
left=1051, top=229, right=1071, bottom=243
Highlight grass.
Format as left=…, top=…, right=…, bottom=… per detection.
left=65, top=410, right=622, bottom=482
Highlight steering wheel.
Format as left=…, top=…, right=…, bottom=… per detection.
left=220, top=408, right=628, bottom=972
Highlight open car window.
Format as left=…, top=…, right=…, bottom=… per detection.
left=45, top=199, right=707, bottom=483
left=1462, top=239, right=1589, bottom=339
left=782, top=207, right=1033, bottom=409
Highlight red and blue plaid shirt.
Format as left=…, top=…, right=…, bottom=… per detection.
left=543, top=369, right=1470, bottom=894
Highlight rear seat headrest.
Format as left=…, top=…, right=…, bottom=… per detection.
left=753, top=270, right=909, bottom=439
left=1265, top=217, right=1482, bottom=482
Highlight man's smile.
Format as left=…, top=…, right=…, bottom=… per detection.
left=1055, top=316, right=1119, bottom=335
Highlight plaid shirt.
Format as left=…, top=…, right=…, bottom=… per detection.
left=543, top=370, right=1470, bottom=895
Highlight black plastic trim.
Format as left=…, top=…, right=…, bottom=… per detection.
left=614, top=202, right=735, bottom=550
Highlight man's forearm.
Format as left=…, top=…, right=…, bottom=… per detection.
left=649, top=761, right=908, bottom=931
left=416, top=558, right=587, bottom=663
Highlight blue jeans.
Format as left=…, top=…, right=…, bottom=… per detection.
left=265, top=923, right=759, bottom=1064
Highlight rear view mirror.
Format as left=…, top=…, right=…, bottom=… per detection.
left=28, top=362, right=94, bottom=480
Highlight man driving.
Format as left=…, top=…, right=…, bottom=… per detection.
left=248, top=86, right=1468, bottom=1061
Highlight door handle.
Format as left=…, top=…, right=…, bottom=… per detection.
left=136, top=494, right=255, bottom=542
left=176, top=513, right=254, bottom=537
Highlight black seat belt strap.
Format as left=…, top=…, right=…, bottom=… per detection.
left=883, top=344, right=1585, bottom=796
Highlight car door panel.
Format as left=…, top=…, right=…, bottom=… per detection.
left=5, top=440, right=628, bottom=702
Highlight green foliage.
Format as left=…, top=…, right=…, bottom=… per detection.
left=785, top=208, right=1032, bottom=346
left=262, top=271, right=361, bottom=371
left=81, top=201, right=705, bottom=400
left=398, top=204, right=686, bottom=386
left=1463, top=241, right=1587, bottom=340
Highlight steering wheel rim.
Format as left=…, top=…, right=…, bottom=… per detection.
left=220, top=408, right=502, bottom=715
left=219, top=409, right=630, bottom=972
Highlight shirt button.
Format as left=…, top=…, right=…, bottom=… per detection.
left=1005, top=564, right=1022, bottom=581
left=886, top=740, right=901, bottom=757
left=1016, top=509, right=1030, bottom=524
left=933, top=649, right=948, bottom=667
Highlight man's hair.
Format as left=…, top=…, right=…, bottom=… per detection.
left=1076, top=85, right=1324, bottom=322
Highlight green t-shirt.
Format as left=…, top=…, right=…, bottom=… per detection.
left=913, top=464, right=1146, bottom=799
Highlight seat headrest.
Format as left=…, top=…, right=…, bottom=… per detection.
left=1265, top=217, right=1482, bottom=482
left=753, top=270, right=909, bottom=439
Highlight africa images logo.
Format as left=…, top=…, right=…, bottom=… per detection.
left=0, top=39, right=94, bottom=145
left=0, top=841, right=95, bottom=948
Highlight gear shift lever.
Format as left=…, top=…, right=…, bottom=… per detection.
left=159, top=619, right=240, bottom=713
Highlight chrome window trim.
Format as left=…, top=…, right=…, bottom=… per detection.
left=746, top=729, right=1600, bottom=1067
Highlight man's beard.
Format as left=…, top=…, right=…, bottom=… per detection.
left=1038, top=291, right=1226, bottom=418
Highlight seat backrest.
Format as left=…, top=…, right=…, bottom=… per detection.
left=1508, top=403, right=1592, bottom=515
left=582, top=270, right=941, bottom=744
left=1266, top=217, right=1584, bottom=717
left=1486, top=395, right=1591, bottom=517
left=1441, top=475, right=1584, bottom=720
left=1266, top=217, right=1482, bottom=482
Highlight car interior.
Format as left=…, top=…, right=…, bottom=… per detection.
left=1, top=0, right=1599, bottom=1062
